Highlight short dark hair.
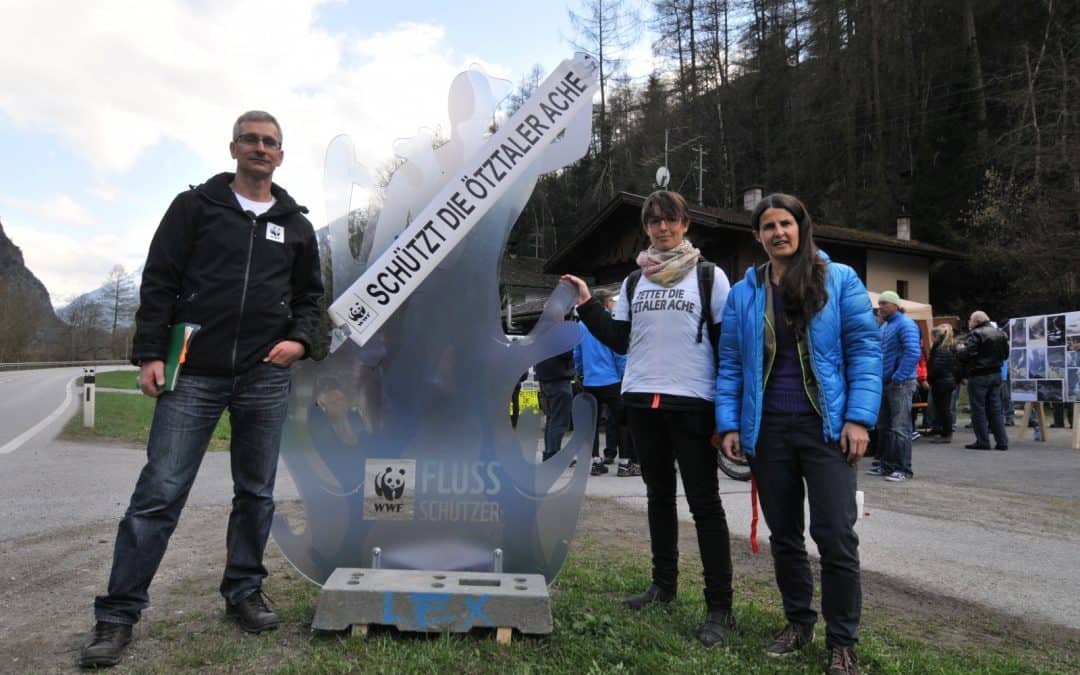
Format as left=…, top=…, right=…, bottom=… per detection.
left=233, top=110, right=282, bottom=143
left=593, top=289, right=615, bottom=305
left=640, top=190, right=689, bottom=228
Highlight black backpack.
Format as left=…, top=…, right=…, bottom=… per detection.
left=624, top=261, right=720, bottom=352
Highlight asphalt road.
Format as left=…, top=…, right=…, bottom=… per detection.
left=0, top=369, right=1077, bottom=630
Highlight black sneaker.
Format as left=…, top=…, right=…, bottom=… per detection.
left=79, top=620, right=132, bottom=668
left=590, top=462, right=608, bottom=476
left=616, top=462, right=642, bottom=477
left=623, top=583, right=675, bottom=609
left=965, top=443, right=991, bottom=450
left=698, top=609, right=735, bottom=647
left=827, top=646, right=860, bottom=675
left=765, top=622, right=814, bottom=656
left=226, top=589, right=279, bottom=633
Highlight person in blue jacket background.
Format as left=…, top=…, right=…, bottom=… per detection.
left=573, top=289, right=639, bottom=476
left=871, top=290, right=921, bottom=481
left=716, top=193, right=880, bottom=675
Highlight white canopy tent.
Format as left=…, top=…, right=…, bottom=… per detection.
left=868, top=291, right=933, bottom=324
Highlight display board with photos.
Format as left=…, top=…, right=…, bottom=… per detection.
left=1008, top=311, right=1080, bottom=402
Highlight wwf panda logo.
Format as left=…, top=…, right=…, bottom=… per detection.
left=349, top=302, right=369, bottom=323
left=374, top=467, right=406, bottom=501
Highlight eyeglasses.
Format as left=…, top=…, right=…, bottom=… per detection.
left=645, top=216, right=682, bottom=228
left=235, top=133, right=281, bottom=150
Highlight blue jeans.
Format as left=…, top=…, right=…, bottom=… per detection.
left=539, top=379, right=573, bottom=460
left=968, top=372, right=1009, bottom=448
left=877, top=378, right=916, bottom=477
left=94, top=363, right=292, bottom=625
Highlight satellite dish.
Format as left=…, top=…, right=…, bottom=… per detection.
left=655, top=166, right=670, bottom=188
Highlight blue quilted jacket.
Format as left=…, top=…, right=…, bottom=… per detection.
left=715, top=253, right=882, bottom=457
left=880, top=310, right=921, bottom=382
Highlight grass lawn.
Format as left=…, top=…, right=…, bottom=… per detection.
left=61, top=386, right=231, bottom=451
left=125, top=519, right=1077, bottom=675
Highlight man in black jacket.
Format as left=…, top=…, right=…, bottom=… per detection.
left=956, top=310, right=1010, bottom=451
left=81, top=111, right=324, bottom=668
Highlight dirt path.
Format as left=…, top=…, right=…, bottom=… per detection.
left=2, top=497, right=1077, bottom=674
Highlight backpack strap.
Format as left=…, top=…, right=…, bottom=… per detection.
left=696, top=261, right=717, bottom=346
left=625, top=269, right=642, bottom=320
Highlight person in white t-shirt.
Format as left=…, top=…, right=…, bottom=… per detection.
left=562, top=189, right=735, bottom=648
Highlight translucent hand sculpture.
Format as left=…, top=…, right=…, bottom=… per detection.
left=272, top=60, right=599, bottom=586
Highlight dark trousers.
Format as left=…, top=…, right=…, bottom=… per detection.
left=585, top=383, right=636, bottom=462
left=750, top=413, right=861, bottom=649
left=539, top=379, right=573, bottom=460
left=94, top=363, right=292, bottom=624
left=626, top=406, right=733, bottom=611
left=968, top=372, right=1009, bottom=448
left=930, top=382, right=955, bottom=436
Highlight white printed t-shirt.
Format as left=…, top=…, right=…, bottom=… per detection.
left=614, top=266, right=731, bottom=401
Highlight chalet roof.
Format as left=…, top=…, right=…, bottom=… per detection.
left=499, top=254, right=564, bottom=289
left=546, top=192, right=965, bottom=272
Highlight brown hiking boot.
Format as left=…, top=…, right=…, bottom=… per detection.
left=226, top=589, right=279, bottom=633
left=827, top=646, right=860, bottom=675
left=765, top=622, right=814, bottom=656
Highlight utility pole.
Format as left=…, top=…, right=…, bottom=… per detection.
left=696, top=143, right=709, bottom=205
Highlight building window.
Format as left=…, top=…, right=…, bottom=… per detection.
left=896, top=280, right=909, bottom=299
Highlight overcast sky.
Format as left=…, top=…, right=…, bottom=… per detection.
left=0, top=0, right=657, bottom=305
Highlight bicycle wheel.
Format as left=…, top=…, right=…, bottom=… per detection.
left=718, top=450, right=751, bottom=481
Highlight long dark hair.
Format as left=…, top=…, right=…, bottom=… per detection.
left=750, top=193, right=828, bottom=335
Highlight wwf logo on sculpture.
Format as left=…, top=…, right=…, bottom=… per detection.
left=374, top=467, right=407, bottom=501
left=362, top=459, right=415, bottom=520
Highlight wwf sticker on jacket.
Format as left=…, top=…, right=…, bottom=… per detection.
left=364, top=459, right=416, bottom=520
left=266, top=223, right=285, bottom=243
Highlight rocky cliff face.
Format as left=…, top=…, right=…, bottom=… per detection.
left=0, top=218, right=65, bottom=359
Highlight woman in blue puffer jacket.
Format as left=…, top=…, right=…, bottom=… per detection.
left=716, top=193, right=880, bottom=675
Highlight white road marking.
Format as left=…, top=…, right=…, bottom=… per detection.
left=0, top=376, right=76, bottom=454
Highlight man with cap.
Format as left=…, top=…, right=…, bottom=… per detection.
left=868, top=291, right=921, bottom=481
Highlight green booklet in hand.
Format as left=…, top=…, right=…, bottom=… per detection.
left=163, top=323, right=200, bottom=391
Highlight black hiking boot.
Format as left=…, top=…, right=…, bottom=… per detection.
left=697, top=609, right=736, bottom=647
left=623, top=583, right=675, bottom=609
left=79, top=620, right=132, bottom=668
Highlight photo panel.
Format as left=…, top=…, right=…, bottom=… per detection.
left=1047, top=347, right=1066, bottom=379
left=1037, top=379, right=1063, bottom=402
left=1047, top=315, right=1066, bottom=346
left=1068, top=348, right=1080, bottom=368
left=1011, top=318, right=1027, bottom=348
left=1028, top=316, right=1046, bottom=344
left=1068, top=369, right=1080, bottom=402
left=1028, top=346, right=1046, bottom=379
left=1010, top=348, right=1027, bottom=379
left=1066, top=312, right=1080, bottom=336
left=1011, top=379, right=1037, bottom=402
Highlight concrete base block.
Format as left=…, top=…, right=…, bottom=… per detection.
left=312, top=568, right=552, bottom=637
